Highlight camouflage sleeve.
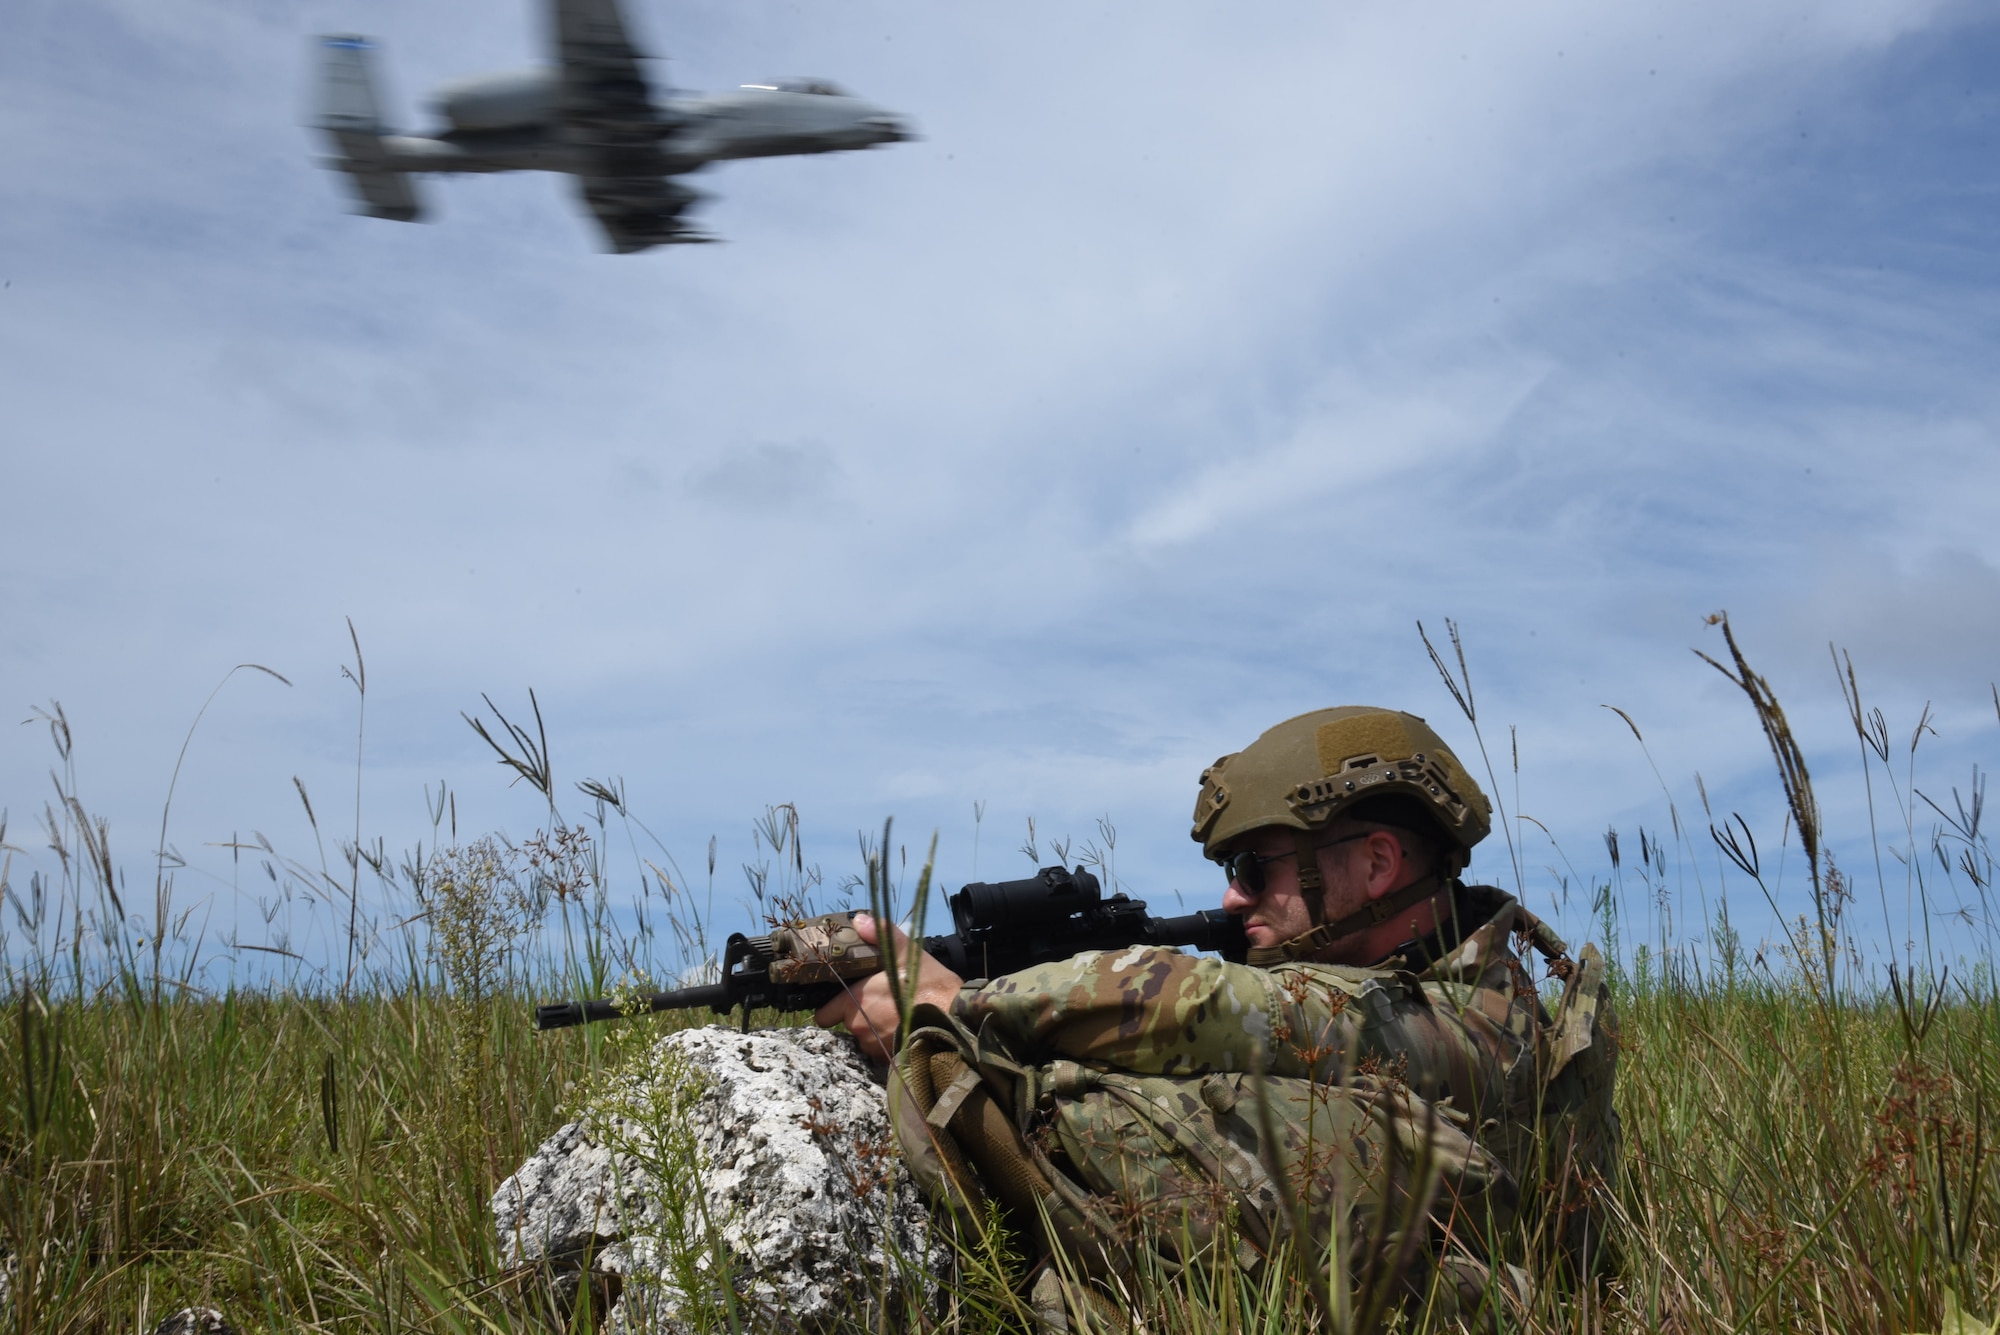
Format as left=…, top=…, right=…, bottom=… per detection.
left=953, top=946, right=1362, bottom=1078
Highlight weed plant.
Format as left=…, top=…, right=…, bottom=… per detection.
left=2, top=626, right=1998, bottom=1333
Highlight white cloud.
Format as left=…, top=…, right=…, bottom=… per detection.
left=1125, top=353, right=1551, bottom=551
left=2, top=0, right=1996, bottom=979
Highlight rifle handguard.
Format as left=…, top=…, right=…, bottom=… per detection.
left=767, top=915, right=888, bottom=983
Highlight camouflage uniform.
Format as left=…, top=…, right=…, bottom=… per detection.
left=896, top=882, right=1617, bottom=1319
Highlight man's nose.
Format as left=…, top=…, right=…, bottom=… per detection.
left=1221, top=880, right=1255, bottom=914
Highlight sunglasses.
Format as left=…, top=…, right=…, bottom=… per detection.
left=1220, top=832, right=1369, bottom=895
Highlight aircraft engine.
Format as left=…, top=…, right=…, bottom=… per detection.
left=433, top=69, right=556, bottom=132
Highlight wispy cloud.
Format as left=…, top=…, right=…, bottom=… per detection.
left=2, top=0, right=1996, bottom=972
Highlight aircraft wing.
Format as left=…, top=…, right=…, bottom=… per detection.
left=576, top=175, right=706, bottom=253
left=553, top=0, right=660, bottom=150
left=552, top=0, right=702, bottom=249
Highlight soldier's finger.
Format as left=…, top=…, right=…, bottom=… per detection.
left=849, top=911, right=914, bottom=950
left=812, top=990, right=858, bottom=1030
left=850, top=1011, right=894, bottom=1061
left=832, top=991, right=897, bottom=1060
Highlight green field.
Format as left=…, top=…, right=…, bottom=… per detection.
left=4, top=963, right=1996, bottom=1333
left=6, top=634, right=1999, bottom=1333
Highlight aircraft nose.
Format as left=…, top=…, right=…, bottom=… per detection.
left=861, top=113, right=916, bottom=143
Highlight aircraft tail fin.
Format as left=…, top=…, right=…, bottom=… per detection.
left=314, top=36, right=423, bottom=222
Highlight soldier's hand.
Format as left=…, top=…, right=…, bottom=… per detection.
left=813, top=912, right=962, bottom=1062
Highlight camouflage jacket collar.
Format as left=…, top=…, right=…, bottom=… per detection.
left=1380, top=881, right=1524, bottom=984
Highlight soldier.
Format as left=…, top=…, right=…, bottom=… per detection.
left=816, top=707, right=1618, bottom=1322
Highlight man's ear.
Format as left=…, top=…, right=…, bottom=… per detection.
left=1363, top=829, right=1407, bottom=901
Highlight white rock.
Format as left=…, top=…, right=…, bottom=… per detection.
left=493, top=1025, right=942, bottom=1332
left=150, top=1309, right=237, bottom=1335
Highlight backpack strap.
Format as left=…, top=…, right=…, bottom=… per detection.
left=1507, top=901, right=1576, bottom=978
left=894, top=1004, right=1131, bottom=1276
left=1546, top=943, right=1609, bottom=1082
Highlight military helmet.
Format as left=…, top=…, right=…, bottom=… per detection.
left=1191, top=707, right=1491, bottom=869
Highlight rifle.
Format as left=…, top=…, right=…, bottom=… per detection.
left=535, top=864, right=1247, bottom=1031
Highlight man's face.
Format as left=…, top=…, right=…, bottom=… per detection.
left=1219, top=822, right=1439, bottom=960
left=1219, top=825, right=1344, bottom=950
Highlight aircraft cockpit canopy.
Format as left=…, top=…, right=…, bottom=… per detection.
left=777, top=77, right=848, bottom=96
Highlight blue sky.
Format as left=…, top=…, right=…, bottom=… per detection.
left=3, top=0, right=1998, bottom=985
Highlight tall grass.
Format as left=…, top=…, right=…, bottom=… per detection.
left=2, top=629, right=1997, bottom=1332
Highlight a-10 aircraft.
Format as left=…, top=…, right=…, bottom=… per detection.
left=314, top=0, right=913, bottom=253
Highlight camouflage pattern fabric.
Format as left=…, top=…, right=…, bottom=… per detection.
left=1040, top=1064, right=1520, bottom=1315
left=913, top=883, right=1618, bottom=1314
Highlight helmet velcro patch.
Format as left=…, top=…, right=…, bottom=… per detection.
left=1315, top=714, right=1418, bottom=776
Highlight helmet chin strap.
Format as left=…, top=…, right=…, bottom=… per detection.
left=1247, top=869, right=1449, bottom=967
left=1294, top=828, right=1328, bottom=927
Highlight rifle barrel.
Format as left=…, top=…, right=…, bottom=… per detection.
left=536, top=981, right=733, bottom=1031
